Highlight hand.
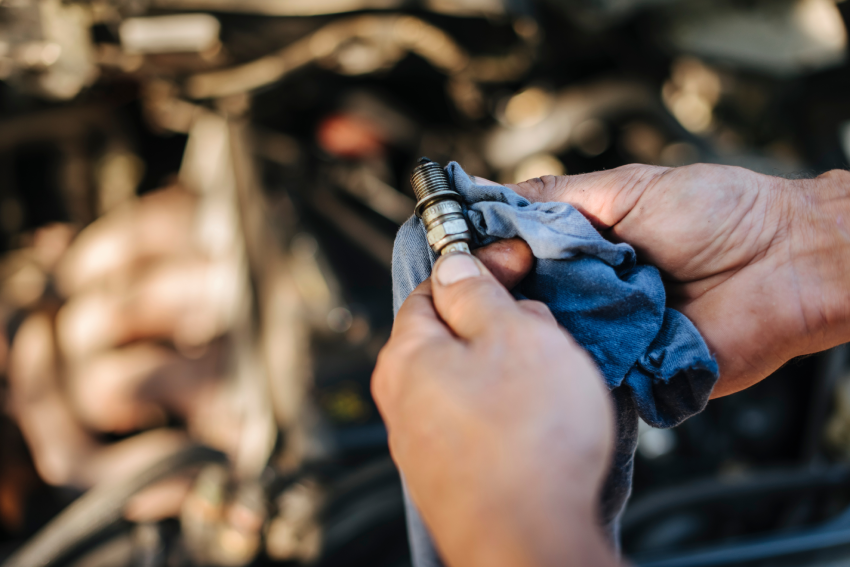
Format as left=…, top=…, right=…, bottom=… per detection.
left=488, top=165, right=850, bottom=397
left=54, top=187, right=239, bottom=447
left=372, top=252, right=617, bottom=567
left=5, top=187, right=242, bottom=520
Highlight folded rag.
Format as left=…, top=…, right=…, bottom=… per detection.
left=391, top=162, right=719, bottom=567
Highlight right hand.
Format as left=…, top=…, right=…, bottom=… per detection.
left=6, top=187, right=242, bottom=520
left=483, top=164, right=850, bottom=397
left=372, top=252, right=616, bottom=567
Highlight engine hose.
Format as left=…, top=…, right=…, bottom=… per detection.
left=2, top=444, right=226, bottom=567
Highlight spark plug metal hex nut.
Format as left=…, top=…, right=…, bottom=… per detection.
left=410, top=157, right=472, bottom=255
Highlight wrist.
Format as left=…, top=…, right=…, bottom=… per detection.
left=786, top=169, right=850, bottom=354
left=517, top=497, right=619, bottom=567
left=433, top=496, right=617, bottom=567
left=417, top=445, right=617, bottom=567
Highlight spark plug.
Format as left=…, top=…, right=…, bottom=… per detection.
left=410, top=157, right=472, bottom=255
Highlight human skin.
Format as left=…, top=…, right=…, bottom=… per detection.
left=372, top=163, right=850, bottom=565
left=371, top=252, right=620, bottom=567
left=7, top=187, right=243, bottom=520
left=490, top=164, right=850, bottom=397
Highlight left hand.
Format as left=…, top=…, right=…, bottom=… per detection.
left=371, top=251, right=617, bottom=567
left=490, top=165, right=850, bottom=397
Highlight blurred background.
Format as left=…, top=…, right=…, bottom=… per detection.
left=0, top=0, right=849, bottom=566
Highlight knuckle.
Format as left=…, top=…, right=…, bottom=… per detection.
left=371, top=339, right=417, bottom=402
left=538, top=174, right=568, bottom=198
left=617, top=162, right=650, bottom=175
left=518, top=299, right=558, bottom=326
left=614, top=163, right=670, bottom=201
left=679, top=162, right=714, bottom=177
left=371, top=354, right=392, bottom=404
left=617, top=163, right=666, bottom=185
left=519, top=298, right=548, bottom=312
left=514, top=176, right=545, bottom=196
left=513, top=174, right=568, bottom=203
left=818, top=169, right=850, bottom=184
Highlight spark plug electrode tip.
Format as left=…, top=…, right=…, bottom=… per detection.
left=410, top=157, right=472, bottom=255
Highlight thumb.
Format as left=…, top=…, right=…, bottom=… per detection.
left=431, top=252, right=520, bottom=340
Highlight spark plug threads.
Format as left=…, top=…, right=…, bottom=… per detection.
left=410, top=157, right=472, bottom=255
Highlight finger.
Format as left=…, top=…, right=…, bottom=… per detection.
left=473, top=238, right=533, bottom=290
left=516, top=300, right=583, bottom=347
left=66, top=343, right=224, bottom=434
left=517, top=300, right=558, bottom=326
left=430, top=252, right=520, bottom=339
left=56, top=259, right=233, bottom=359
left=374, top=280, right=458, bottom=423
left=500, top=164, right=669, bottom=230
left=8, top=312, right=99, bottom=487
left=66, top=344, right=174, bottom=433
left=30, top=223, right=76, bottom=271
left=56, top=187, right=197, bottom=296
left=391, top=279, right=452, bottom=341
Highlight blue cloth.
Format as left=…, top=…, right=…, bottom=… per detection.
left=392, top=162, right=719, bottom=566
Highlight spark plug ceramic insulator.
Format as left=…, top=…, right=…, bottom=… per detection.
left=410, top=157, right=473, bottom=255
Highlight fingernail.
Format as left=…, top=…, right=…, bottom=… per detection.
left=436, top=253, right=480, bottom=286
